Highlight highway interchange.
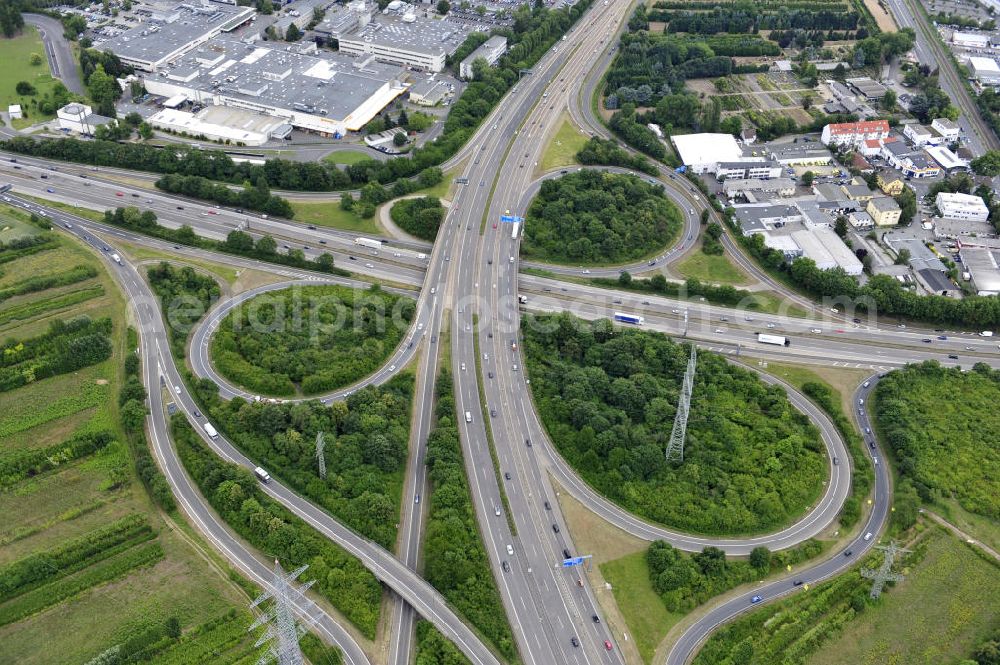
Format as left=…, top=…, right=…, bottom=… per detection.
left=3, top=0, right=1000, bottom=662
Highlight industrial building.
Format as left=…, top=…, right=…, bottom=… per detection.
left=671, top=133, right=746, bottom=174
left=767, top=142, right=834, bottom=166
left=96, top=1, right=255, bottom=72
left=969, top=56, right=1000, bottom=87
left=459, top=35, right=508, bottom=80
left=959, top=247, right=1000, bottom=295
left=722, top=178, right=796, bottom=201
left=903, top=123, right=945, bottom=147
left=142, top=38, right=406, bottom=136
left=953, top=31, right=991, bottom=48
left=407, top=78, right=449, bottom=105
left=820, top=119, right=890, bottom=149
left=936, top=192, right=990, bottom=221
left=56, top=103, right=114, bottom=136
left=926, top=145, right=970, bottom=172
left=313, top=0, right=372, bottom=40
left=845, top=76, right=888, bottom=100
left=790, top=227, right=863, bottom=275
left=337, top=1, right=480, bottom=72
left=733, top=204, right=803, bottom=234
left=932, top=117, right=960, bottom=140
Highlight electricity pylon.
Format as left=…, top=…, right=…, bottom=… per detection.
left=666, top=345, right=697, bottom=463
left=315, top=432, right=327, bottom=480
left=249, top=560, right=315, bottom=665
left=861, top=540, right=909, bottom=599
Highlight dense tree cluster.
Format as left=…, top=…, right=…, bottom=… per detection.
left=173, top=416, right=382, bottom=636
left=522, top=312, right=826, bottom=534
left=0, top=316, right=112, bottom=393
left=389, top=197, right=445, bottom=241
left=647, top=539, right=823, bottom=612
left=147, top=262, right=221, bottom=358
left=423, top=369, right=515, bottom=659
left=191, top=368, right=411, bottom=550
left=575, top=136, right=657, bottom=175
left=155, top=174, right=293, bottom=218
left=874, top=361, right=1000, bottom=521
left=523, top=170, right=682, bottom=263
left=654, top=5, right=859, bottom=33
left=210, top=284, right=412, bottom=396
left=608, top=107, right=667, bottom=159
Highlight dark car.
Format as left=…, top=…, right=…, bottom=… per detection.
left=592, top=615, right=600, bottom=623
left=525, top=438, right=531, bottom=447
left=504, top=472, right=511, bottom=480
left=938, top=335, right=948, bottom=340
left=570, top=637, right=579, bottom=648
left=490, top=409, right=497, bottom=418
left=948, top=354, right=959, bottom=359
left=751, top=595, right=763, bottom=604
left=552, top=524, right=560, bottom=533
left=563, top=548, right=571, bottom=559
left=544, top=501, right=551, bottom=510
left=307, top=225, right=316, bottom=230
left=502, top=560, right=510, bottom=572
left=852, top=317, right=862, bottom=324
left=176, top=206, right=185, bottom=210
left=922, top=338, right=932, bottom=343
left=793, top=580, right=804, bottom=586
left=844, top=549, right=853, bottom=557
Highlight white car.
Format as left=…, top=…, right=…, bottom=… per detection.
left=461, top=363, right=466, bottom=371
left=506, top=544, right=514, bottom=556
left=365, top=262, right=374, bottom=268
left=389, top=365, right=396, bottom=372
left=810, top=328, right=822, bottom=334
left=766, top=323, right=776, bottom=329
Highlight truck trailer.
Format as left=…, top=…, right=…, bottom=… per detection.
left=757, top=333, right=790, bottom=346
left=355, top=237, right=383, bottom=250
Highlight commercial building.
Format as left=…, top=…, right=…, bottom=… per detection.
left=877, top=173, right=905, bottom=195
left=733, top=204, right=803, bottom=234
left=314, top=0, right=372, bottom=40
left=459, top=35, right=507, bottom=80
left=931, top=117, right=960, bottom=140
left=407, top=78, right=449, bottom=105
left=671, top=133, right=746, bottom=174
left=953, top=31, right=991, bottom=48
left=338, top=2, right=479, bottom=72
left=882, top=141, right=941, bottom=178
left=715, top=161, right=782, bottom=181
left=845, top=76, right=888, bottom=100
left=820, top=119, right=890, bottom=148
left=56, top=103, right=114, bottom=135
left=767, top=142, right=833, bottom=166
left=936, top=192, right=990, bottom=221
left=96, top=1, right=255, bottom=72
left=969, top=56, right=1000, bottom=87
left=142, top=38, right=406, bottom=136
left=146, top=105, right=291, bottom=145
left=722, top=177, right=796, bottom=201
left=959, top=247, right=1000, bottom=295
left=903, top=123, right=945, bottom=147
left=867, top=196, right=902, bottom=226
left=926, top=144, right=970, bottom=172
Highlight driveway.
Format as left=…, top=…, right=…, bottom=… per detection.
left=23, top=14, right=85, bottom=95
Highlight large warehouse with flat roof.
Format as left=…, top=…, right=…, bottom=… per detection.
left=671, top=133, right=747, bottom=174
left=143, top=38, right=406, bottom=136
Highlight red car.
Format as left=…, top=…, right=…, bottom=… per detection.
left=604, top=640, right=613, bottom=651
left=493, top=223, right=497, bottom=228
left=115, top=192, right=124, bottom=197
left=207, top=210, right=217, bottom=214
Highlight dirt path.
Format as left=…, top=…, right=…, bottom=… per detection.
left=925, top=510, right=1000, bottom=563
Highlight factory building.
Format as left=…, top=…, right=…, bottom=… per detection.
left=970, top=56, right=1000, bottom=87
left=961, top=247, right=1000, bottom=295
left=96, top=1, right=255, bottom=72
left=936, top=192, right=990, bottom=222
left=671, top=133, right=747, bottom=174
left=459, top=35, right=508, bottom=80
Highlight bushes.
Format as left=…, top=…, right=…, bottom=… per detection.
left=0, top=430, right=117, bottom=487
left=593, top=274, right=761, bottom=309
left=575, top=136, right=657, bottom=175
left=423, top=369, right=515, bottom=660
left=155, top=173, right=293, bottom=218
left=0, top=264, right=97, bottom=303
left=209, top=284, right=412, bottom=397
left=0, top=316, right=113, bottom=393
left=173, top=415, right=382, bottom=637
left=390, top=197, right=445, bottom=241
left=522, top=312, right=827, bottom=535
left=522, top=170, right=682, bottom=264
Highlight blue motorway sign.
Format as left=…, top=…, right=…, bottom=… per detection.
left=561, top=557, right=586, bottom=568
left=500, top=215, right=525, bottom=224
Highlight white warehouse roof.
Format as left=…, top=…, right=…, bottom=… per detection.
left=671, top=133, right=744, bottom=168
left=970, top=56, right=1000, bottom=74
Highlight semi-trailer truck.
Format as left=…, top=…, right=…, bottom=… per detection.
left=355, top=237, right=383, bottom=250
left=757, top=333, right=790, bottom=346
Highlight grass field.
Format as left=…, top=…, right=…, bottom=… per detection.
left=600, top=551, right=682, bottom=664
left=805, top=528, right=1000, bottom=665
left=0, top=28, right=64, bottom=129
left=761, top=361, right=871, bottom=416
left=289, top=200, right=381, bottom=235
left=0, top=229, right=265, bottom=663
left=322, top=149, right=374, bottom=165
left=539, top=115, right=589, bottom=172
left=933, top=496, right=1000, bottom=559
left=0, top=214, right=41, bottom=244
left=21, top=195, right=106, bottom=223
left=674, top=249, right=750, bottom=285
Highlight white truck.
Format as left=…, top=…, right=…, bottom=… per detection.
left=355, top=237, right=383, bottom=250
left=518, top=295, right=527, bottom=304
left=757, top=333, right=790, bottom=347
left=110, top=253, right=122, bottom=265
left=254, top=467, right=271, bottom=483
left=465, top=411, right=472, bottom=423
left=204, top=423, right=219, bottom=439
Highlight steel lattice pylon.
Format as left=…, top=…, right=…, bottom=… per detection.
left=315, top=432, right=327, bottom=481
left=249, top=560, right=315, bottom=665
left=861, top=540, right=909, bottom=599
left=666, top=345, right=697, bottom=463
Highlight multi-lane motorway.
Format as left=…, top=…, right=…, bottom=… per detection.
left=5, top=0, right=999, bottom=661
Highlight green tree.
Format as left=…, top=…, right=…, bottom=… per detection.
left=286, top=23, right=302, bottom=41
left=971, top=150, right=1000, bottom=176
left=87, top=64, right=119, bottom=117
left=835, top=215, right=848, bottom=238
left=749, top=546, right=771, bottom=571
left=393, top=131, right=407, bottom=147
left=895, top=248, right=911, bottom=265
left=164, top=617, right=181, bottom=639
left=15, top=81, right=36, bottom=96
left=436, top=0, right=450, bottom=13
left=29, top=53, right=42, bottom=66
left=801, top=171, right=815, bottom=186
left=618, top=271, right=632, bottom=286
left=883, top=88, right=897, bottom=111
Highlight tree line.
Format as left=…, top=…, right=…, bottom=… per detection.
left=522, top=312, right=827, bottom=535
left=522, top=170, right=683, bottom=264
left=155, top=174, right=293, bottom=218
left=653, top=6, right=860, bottom=32
left=0, top=264, right=96, bottom=304
left=389, top=197, right=446, bottom=241
left=172, top=415, right=383, bottom=638
left=0, top=316, right=112, bottom=394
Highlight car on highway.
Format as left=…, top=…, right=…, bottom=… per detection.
left=115, top=192, right=124, bottom=196
left=365, top=262, right=374, bottom=268
left=570, top=637, right=579, bottom=648
left=592, top=615, right=600, bottom=623
left=938, top=335, right=948, bottom=340
left=922, top=338, right=932, bottom=343
left=810, top=328, right=822, bottom=333
left=751, top=595, right=763, bottom=604
left=504, top=471, right=511, bottom=480
left=491, top=409, right=497, bottom=417
left=488, top=371, right=494, bottom=379
left=45, top=188, right=54, bottom=193
left=864, top=532, right=873, bottom=541
left=604, top=640, right=613, bottom=651
left=714, top=328, right=724, bottom=334
left=506, top=544, right=514, bottom=556
left=793, top=580, right=804, bottom=586
left=671, top=309, right=680, bottom=314
left=844, top=549, right=853, bottom=557
left=525, top=438, right=531, bottom=447
left=552, top=524, right=559, bottom=533
left=948, top=354, right=959, bottom=359
left=544, top=501, right=551, bottom=510
left=502, top=560, right=510, bottom=572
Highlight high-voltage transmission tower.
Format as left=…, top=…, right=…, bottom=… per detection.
left=666, top=345, right=697, bottom=463
left=315, top=432, right=327, bottom=480
left=861, top=540, right=910, bottom=599
left=249, top=560, right=315, bottom=665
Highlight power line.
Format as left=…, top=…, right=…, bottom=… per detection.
left=666, top=345, right=697, bottom=463
left=315, top=431, right=327, bottom=481
left=861, top=540, right=909, bottom=599
left=249, top=559, right=315, bottom=665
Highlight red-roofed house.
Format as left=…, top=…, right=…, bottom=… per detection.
left=820, top=120, right=891, bottom=148
left=859, top=134, right=898, bottom=157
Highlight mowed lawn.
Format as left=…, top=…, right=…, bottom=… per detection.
left=540, top=115, right=589, bottom=172
left=806, top=529, right=1000, bottom=665
left=322, top=149, right=375, bottom=165
left=600, top=551, right=682, bottom=664
left=289, top=200, right=381, bottom=235
left=0, top=28, right=64, bottom=128
left=675, top=248, right=750, bottom=285
left=0, top=228, right=252, bottom=663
